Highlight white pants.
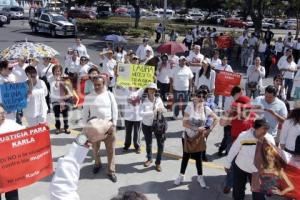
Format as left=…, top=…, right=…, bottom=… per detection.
left=26, top=115, right=47, bottom=126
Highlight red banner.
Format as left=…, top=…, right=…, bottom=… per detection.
left=0, top=124, right=53, bottom=193
left=215, top=71, right=242, bottom=96
left=216, top=36, right=233, bottom=49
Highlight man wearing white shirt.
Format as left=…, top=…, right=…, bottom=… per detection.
left=225, top=119, right=275, bottom=200
left=0, top=103, right=25, bottom=200
left=12, top=57, right=28, bottom=83
left=99, top=50, right=117, bottom=91
left=82, top=76, right=118, bottom=182
left=135, top=38, right=154, bottom=61
left=186, top=45, right=204, bottom=75
left=169, top=56, right=193, bottom=119
left=278, top=53, right=297, bottom=100
left=235, top=31, right=248, bottom=58
left=72, top=37, right=88, bottom=58
left=275, top=37, right=284, bottom=59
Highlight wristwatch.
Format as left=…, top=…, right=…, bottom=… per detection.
left=75, top=134, right=88, bottom=146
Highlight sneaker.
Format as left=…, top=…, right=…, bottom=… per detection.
left=155, top=164, right=162, bottom=172
left=174, top=174, right=184, bottom=186
left=223, top=186, right=231, bottom=194
left=123, top=147, right=129, bottom=152
left=108, top=174, right=117, bottom=183
left=65, top=129, right=71, bottom=134
left=144, top=160, right=153, bottom=167
left=197, top=175, right=207, bottom=188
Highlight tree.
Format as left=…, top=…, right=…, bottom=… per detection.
left=287, top=0, right=300, bottom=39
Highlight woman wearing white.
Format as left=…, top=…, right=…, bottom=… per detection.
left=123, top=87, right=144, bottom=153
left=174, top=88, right=218, bottom=188
left=195, top=58, right=216, bottom=92
left=156, top=54, right=171, bottom=102
left=140, top=83, right=166, bottom=172
left=23, top=66, right=48, bottom=126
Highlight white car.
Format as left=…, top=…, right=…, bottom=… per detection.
left=262, top=21, right=275, bottom=28
left=281, top=19, right=298, bottom=30
left=140, top=13, right=161, bottom=20
left=2, top=6, right=24, bottom=19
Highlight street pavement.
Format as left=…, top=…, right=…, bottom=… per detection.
left=0, top=20, right=288, bottom=200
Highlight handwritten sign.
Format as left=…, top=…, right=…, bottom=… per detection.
left=117, top=64, right=155, bottom=88
left=0, top=124, right=53, bottom=193
left=0, top=82, right=28, bottom=112
left=215, top=71, right=241, bottom=96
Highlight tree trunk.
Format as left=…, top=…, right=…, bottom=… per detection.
left=296, top=13, right=299, bottom=40
left=135, top=17, right=140, bottom=28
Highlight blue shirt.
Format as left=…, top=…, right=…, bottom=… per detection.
left=254, top=96, right=288, bottom=136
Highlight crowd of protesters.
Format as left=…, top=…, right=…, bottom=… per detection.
left=1, top=23, right=300, bottom=200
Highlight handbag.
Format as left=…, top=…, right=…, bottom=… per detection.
left=40, top=64, right=51, bottom=90
left=152, top=97, right=168, bottom=135
left=183, top=131, right=206, bottom=153
left=247, top=81, right=258, bottom=91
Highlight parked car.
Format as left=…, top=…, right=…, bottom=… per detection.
left=29, top=8, right=76, bottom=37
left=67, top=9, right=96, bottom=20
left=2, top=6, right=24, bottom=19
left=0, top=10, right=10, bottom=26
left=262, top=20, right=275, bottom=28
left=96, top=3, right=112, bottom=18
left=264, top=18, right=283, bottom=28
left=207, top=14, right=225, bottom=24
left=141, top=13, right=161, bottom=20
left=280, top=19, right=298, bottom=30
left=189, top=12, right=205, bottom=21
left=224, top=18, right=247, bottom=28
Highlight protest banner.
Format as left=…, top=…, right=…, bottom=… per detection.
left=0, top=124, right=53, bottom=193
left=0, top=82, right=28, bottom=113
left=117, top=64, right=155, bottom=88
left=252, top=141, right=300, bottom=199
left=215, top=71, right=242, bottom=96
left=216, top=35, right=233, bottom=49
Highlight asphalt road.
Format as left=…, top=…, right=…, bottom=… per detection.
left=0, top=20, right=285, bottom=200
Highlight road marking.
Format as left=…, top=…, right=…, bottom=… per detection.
left=49, top=125, right=225, bottom=171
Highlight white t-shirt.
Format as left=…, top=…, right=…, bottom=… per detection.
left=38, top=63, right=54, bottom=82
left=136, top=44, right=154, bottom=61
left=278, top=60, right=296, bottom=79
left=139, top=96, right=165, bottom=126
left=275, top=42, right=284, bottom=53
left=0, top=119, right=24, bottom=134
left=280, top=119, right=300, bottom=153
left=73, top=44, right=88, bottom=58
left=170, top=66, right=193, bottom=91
left=186, top=51, right=204, bottom=73
left=215, top=64, right=233, bottom=72
left=156, top=63, right=172, bottom=84
left=65, top=57, right=80, bottom=74
left=12, top=65, right=28, bottom=83
left=78, top=64, right=91, bottom=78
left=185, top=34, right=193, bottom=43
left=184, top=102, right=213, bottom=138
left=210, top=58, right=222, bottom=69
left=24, top=79, right=48, bottom=119
left=101, top=57, right=116, bottom=77
left=123, top=88, right=143, bottom=121
left=258, top=42, right=267, bottom=53
left=195, top=69, right=216, bottom=91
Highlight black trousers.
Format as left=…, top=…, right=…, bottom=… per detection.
left=142, top=124, right=165, bottom=165
left=233, top=163, right=265, bottom=200
left=180, top=139, right=203, bottom=175
left=155, top=32, right=161, bottom=43
left=52, top=103, right=69, bottom=130
left=219, top=125, right=232, bottom=154
left=124, top=120, right=141, bottom=149
left=0, top=190, right=19, bottom=200
left=157, top=81, right=170, bottom=102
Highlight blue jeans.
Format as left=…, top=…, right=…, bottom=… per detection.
left=173, top=90, right=189, bottom=118
left=284, top=78, right=293, bottom=99
left=214, top=95, right=225, bottom=108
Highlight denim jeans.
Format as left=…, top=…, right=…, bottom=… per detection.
left=173, top=90, right=189, bottom=118
left=214, top=95, right=225, bottom=108
left=284, top=78, right=293, bottom=99
left=142, top=124, right=165, bottom=165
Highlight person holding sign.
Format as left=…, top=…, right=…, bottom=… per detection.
left=0, top=61, right=16, bottom=120
left=0, top=103, right=24, bottom=200
left=23, top=66, right=48, bottom=126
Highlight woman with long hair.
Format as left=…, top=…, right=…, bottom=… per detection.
left=195, top=58, right=216, bottom=93
left=280, top=105, right=300, bottom=156
left=156, top=54, right=171, bottom=103
left=174, top=88, right=218, bottom=188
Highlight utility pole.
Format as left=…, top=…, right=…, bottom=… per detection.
left=161, top=0, right=167, bottom=43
